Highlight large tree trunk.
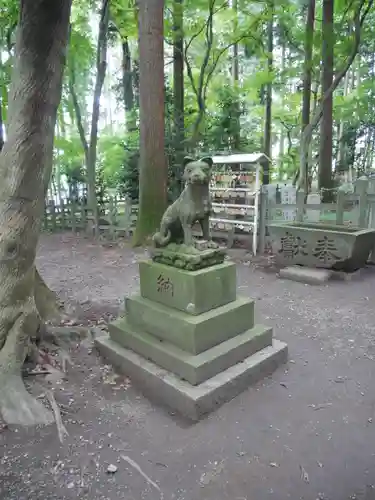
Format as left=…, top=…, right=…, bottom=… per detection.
left=318, top=0, right=334, bottom=198
left=34, top=268, right=62, bottom=322
left=0, top=0, right=72, bottom=426
left=1, top=39, right=61, bottom=323
left=173, top=0, right=185, bottom=192
left=133, top=0, right=168, bottom=245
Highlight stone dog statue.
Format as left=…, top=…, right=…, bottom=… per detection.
left=153, top=156, right=218, bottom=249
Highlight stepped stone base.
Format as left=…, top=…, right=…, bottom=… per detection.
left=124, top=295, right=255, bottom=354
left=95, top=336, right=288, bottom=421
left=109, top=317, right=272, bottom=385
left=95, top=259, right=288, bottom=420
left=139, top=260, right=236, bottom=315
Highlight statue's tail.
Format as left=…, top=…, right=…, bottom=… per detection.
left=152, top=229, right=171, bottom=247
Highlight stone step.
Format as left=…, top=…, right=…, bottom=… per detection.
left=95, top=336, right=288, bottom=421
left=125, top=295, right=255, bottom=354
left=108, top=319, right=272, bottom=386
left=139, top=260, right=236, bottom=315
left=279, top=266, right=332, bottom=285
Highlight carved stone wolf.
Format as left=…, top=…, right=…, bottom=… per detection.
left=153, top=156, right=218, bottom=248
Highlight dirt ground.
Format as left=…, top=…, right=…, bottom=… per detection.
left=1, top=232, right=375, bottom=500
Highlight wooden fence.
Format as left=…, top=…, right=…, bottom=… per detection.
left=43, top=197, right=138, bottom=238
left=43, top=177, right=375, bottom=253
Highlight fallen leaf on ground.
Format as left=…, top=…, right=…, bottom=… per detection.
left=199, top=460, right=225, bottom=486
left=102, top=373, right=119, bottom=385
left=121, top=455, right=163, bottom=499
left=59, top=349, right=74, bottom=373
left=308, top=403, right=332, bottom=411
left=45, top=390, right=69, bottom=444
left=300, top=464, right=309, bottom=483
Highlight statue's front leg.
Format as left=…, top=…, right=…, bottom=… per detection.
left=182, top=219, right=194, bottom=247
left=200, top=216, right=218, bottom=248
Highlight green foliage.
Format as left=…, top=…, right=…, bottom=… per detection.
left=98, top=135, right=127, bottom=188
left=2, top=0, right=375, bottom=205
left=202, top=85, right=258, bottom=153
left=95, top=165, right=107, bottom=213
left=54, top=136, right=85, bottom=181
left=117, top=133, right=140, bottom=201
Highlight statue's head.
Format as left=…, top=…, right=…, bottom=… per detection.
left=182, top=156, right=213, bottom=185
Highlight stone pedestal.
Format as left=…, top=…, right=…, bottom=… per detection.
left=96, top=260, right=287, bottom=420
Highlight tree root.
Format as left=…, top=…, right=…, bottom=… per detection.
left=45, top=389, right=68, bottom=443
left=0, top=270, right=67, bottom=427
left=0, top=374, right=53, bottom=426
left=34, top=267, right=63, bottom=322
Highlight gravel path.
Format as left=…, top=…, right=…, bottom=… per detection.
left=1, top=232, right=375, bottom=500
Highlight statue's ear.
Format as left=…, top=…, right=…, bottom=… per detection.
left=183, top=156, right=195, bottom=167
left=200, top=156, right=213, bottom=168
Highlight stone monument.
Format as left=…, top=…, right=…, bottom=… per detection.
left=96, top=157, right=288, bottom=420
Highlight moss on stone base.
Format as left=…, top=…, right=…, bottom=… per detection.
left=150, top=243, right=226, bottom=270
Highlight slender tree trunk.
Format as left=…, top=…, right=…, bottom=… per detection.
left=366, top=129, right=375, bottom=171
left=68, top=67, right=89, bottom=167
left=87, top=0, right=110, bottom=218
left=0, top=0, right=72, bottom=425
left=263, top=1, right=273, bottom=185
left=122, top=38, right=136, bottom=131
left=278, top=130, right=284, bottom=180
left=103, top=57, right=113, bottom=133
left=133, top=57, right=140, bottom=109
left=133, top=0, right=168, bottom=245
left=0, top=98, right=4, bottom=153
left=336, top=68, right=350, bottom=171
left=55, top=122, right=63, bottom=206
left=318, top=0, right=334, bottom=198
left=231, top=0, right=241, bottom=153
left=0, top=79, right=3, bottom=153
left=173, top=0, right=185, bottom=191
left=0, top=51, right=4, bottom=153
left=184, top=0, right=216, bottom=149
left=298, top=0, right=373, bottom=191
left=308, top=77, right=320, bottom=179
left=277, top=31, right=286, bottom=179
left=68, top=0, right=109, bottom=222
left=299, top=0, right=315, bottom=192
